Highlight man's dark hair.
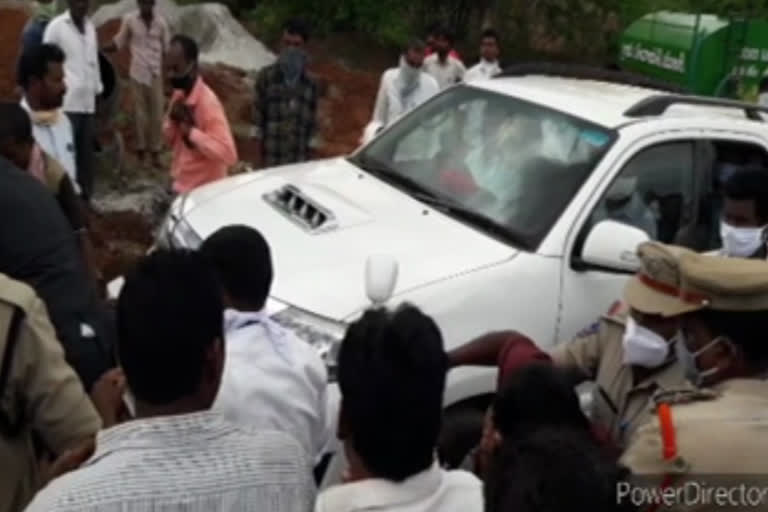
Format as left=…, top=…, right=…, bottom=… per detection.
left=481, top=28, right=499, bottom=43
left=432, top=25, right=454, bottom=44
left=337, top=304, right=447, bottom=482
left=404, top=38, right=426, bottom=54
left=283, top=18, right=310, bottom=42
left=117, top=249, right=223, bottom=405
left=692, top=309, right=768, bottom=365
left=200, top=225, right=273, bottom=309
left=0, top=103, right=33, bottom=144
left=17, top=43, right=66, bottom=89
left=170, top=34, right=199, bottom=63
left=484, top=428, right=636, bottom=512
left=723, top=167, right=768, bottom=223
left=493, top=363, right=592, bottom=442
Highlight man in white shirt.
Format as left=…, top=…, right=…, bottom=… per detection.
left=44, top=0, right=103, bottom=202
left=423, top=26, right=465, bottom=90
left=719, top=166, right=768, bottom=259
left=17, top=43, right=78, bottom=191
left=202, top=225, right=332, bottom=465
left=361, top=39, right=439, bottom=145
left=315, top=305, right=483, bottom=512
left=24, top=249, right=315, bottom=512
left=465, top=29, right=502, bottom=83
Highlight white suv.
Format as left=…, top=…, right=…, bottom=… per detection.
left=140, top=65, right=768, bottom=481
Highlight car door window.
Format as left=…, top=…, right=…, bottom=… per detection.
left=586, top=141, right=695, bottom=244
left=695, top=140, right=768, bottom=251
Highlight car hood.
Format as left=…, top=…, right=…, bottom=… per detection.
left=182, top=158, right=517, bottom=320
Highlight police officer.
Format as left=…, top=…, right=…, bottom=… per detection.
left=0, top=273, right=101, bottom=512
left=448, top=241, right=705, bottom=450
left=0, top=106, right=115, bottom=391
left=621, top=252, right=768, bottom=498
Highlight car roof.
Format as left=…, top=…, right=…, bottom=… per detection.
left=470, top=75, right=752, bottom=129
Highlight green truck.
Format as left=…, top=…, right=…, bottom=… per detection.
left=619, top=11, right=768, bottom=101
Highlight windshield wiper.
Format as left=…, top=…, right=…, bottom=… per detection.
left=350, top=155, right=530, bottom=249
left=412, top=193, right=530, bottom=249
left=350, top=154, right=440, bottom=200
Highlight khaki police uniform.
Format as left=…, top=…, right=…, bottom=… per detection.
left=621, top=250, right=768, bottom=511
left=0, top=274, right=101, bottom=512
left=552, top=243, right=705, bottom=447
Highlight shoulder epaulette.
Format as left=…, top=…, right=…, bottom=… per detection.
left=601, top=300, right=629, bottom=324
left=0, top=275, right=36, bottom=315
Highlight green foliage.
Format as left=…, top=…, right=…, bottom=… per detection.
left=228, top=0, right=768, bottom=64
left=252, top=0, right=413, bottom=47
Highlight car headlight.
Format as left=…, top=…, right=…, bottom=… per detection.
left=272, top=307, right=346, bottom=382
left=155, top=194, right=202, bottom=250
left=167, top=216, right=203, bottom=249
left=157, top=216, right=202, bottom=250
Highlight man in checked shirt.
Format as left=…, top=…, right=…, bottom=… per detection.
left=252, top=18, right=319, bottom=168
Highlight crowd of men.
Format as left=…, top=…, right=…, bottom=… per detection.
left=363, top=26, right=501, bottom=144
left=4, top=166, right=768, bottom=512
left=4, top=0, right=768, bottom=511
left=14, top=0, right=505, bottom=199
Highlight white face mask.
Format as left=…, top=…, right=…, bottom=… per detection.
left=622, top=316, right=671, bottom=368
left=720, top=221, right=765, bottom=258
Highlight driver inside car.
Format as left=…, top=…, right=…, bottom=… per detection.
left=465, top=110, right=541, bottom=196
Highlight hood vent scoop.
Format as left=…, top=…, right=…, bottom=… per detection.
left=263, top=184, right=338, bottom=233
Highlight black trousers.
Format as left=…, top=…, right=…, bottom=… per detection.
left=67, top=112, right=96, bottom=201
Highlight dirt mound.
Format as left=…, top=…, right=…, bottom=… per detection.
left=1, top=1, right=381, bottom=281
left=310, top=58, right=379, bottom=158
left=93, top=0, right=275, bottom=72
left=88, top=210, right=153, bottom=282
left=0, top=7, right=29, bottom=101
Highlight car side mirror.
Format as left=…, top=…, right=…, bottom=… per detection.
left=581, top=220, right=650, bottom=272
left=365, top=254, right=399, bottom=306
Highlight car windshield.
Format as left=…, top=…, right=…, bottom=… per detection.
left=350, top=85, right=616, bottom=250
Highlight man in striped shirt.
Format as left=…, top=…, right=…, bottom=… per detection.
left=24, top=250, right=315, bottom=512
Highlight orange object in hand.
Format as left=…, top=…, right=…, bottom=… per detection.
left=658, top=402, right=677, bottom=460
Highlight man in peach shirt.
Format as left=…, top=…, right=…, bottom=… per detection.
left=164, top=34, right=237, bottom=193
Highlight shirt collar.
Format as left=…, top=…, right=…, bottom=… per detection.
left=185, top=76, right=205, bottom=106
left=317, top=462, right=443, bottom=512
left=63, top=9, right=86, bottom=25
left=224, top=308, right=266, bottom=333
left=88, top=410, right=229, bottom=465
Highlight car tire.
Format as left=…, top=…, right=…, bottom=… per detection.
left=438, top=403, right=489, bottom=469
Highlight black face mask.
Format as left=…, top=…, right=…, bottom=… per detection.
left=170, top=66, right=195, bottom=91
